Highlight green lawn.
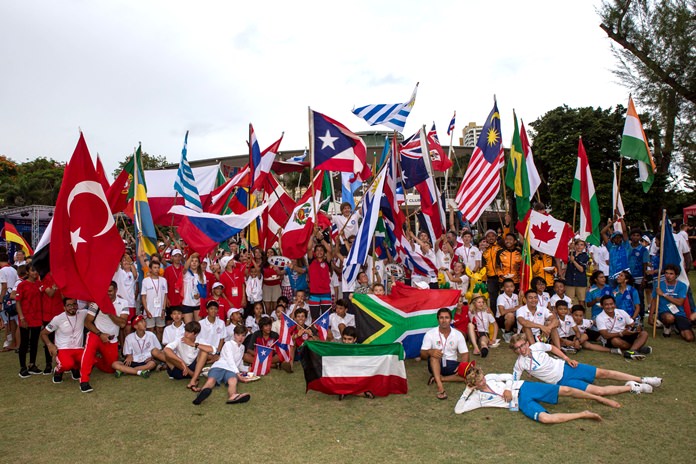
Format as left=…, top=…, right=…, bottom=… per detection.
left=2, top=323, right=695, bottom=464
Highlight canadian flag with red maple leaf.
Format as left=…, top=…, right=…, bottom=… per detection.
left=525, top=210, right=574, bottom=262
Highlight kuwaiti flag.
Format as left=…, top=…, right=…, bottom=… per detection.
left=570, top=137, right=601, bottom=246
left=278, top=312, right=297, bottom=345
left=281, top=172, right=324, bottom=259
left=310, top=109, right=371, bottom=182
left=251, top=344, right=273, bottom=376
left=312, top=309, right=331, bottom=341
left=168, top=203, right=267, bottom=256
left=352, top=282, right=460, bottom=358
left=524, top=210, right=574, bottom=262
left=303, top=341, right=407, bottom=397
left=621, top=96, right=655, bottom=192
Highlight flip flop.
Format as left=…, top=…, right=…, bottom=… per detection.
left=436, top=390, right=448, bottom=400
left=226, top=393, right=251, bottom=404
left=427, top=375, right=435, bottom=386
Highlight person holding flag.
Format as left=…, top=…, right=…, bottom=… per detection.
left=648, top=264, right=693, bottom=342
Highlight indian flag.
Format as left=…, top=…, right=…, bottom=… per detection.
left=621, top=96, right=655, bottom=192
left=302, top=341, right=407, bottom=397
left=570, top=138, right=601, bottom=246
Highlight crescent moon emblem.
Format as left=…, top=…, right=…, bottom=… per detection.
left=67, top=181, right=115, bottom=238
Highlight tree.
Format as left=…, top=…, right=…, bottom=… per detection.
left=529, top=105, right=659, bottom=229
left=0, top=157, right=65, bottom=207
left=598, top=0, right=696, bottom=180
left=112, top=151, right=169, bottom=179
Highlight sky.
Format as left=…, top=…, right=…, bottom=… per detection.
left=0, top=0, right=628, bottom=180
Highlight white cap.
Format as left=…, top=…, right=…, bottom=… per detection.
left=212, top=282, right=224, bottom=290
left=171, top=249, right=183, bottom=256
left=220, top=256, right=232, bottom=270
left=227, top=307, right=242, bottom=318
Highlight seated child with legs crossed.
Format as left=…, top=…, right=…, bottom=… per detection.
left=112, top=315, right=160, bottom=378
left=468, top=294, right=499, bottom=358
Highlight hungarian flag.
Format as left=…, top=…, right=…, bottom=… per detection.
left=280, top=172, right=324, bottom=259
left=251, top=344, right=273, bottom=376
left=303, top=341, right=408, bottom=397
left=352, top=282, right=460, bottom=358
left=520, top=210, right=574, bottom=261
left=50, top=133, right=124, bottom=314
left=505, top=112, right=540, bottom=220
left=1, top=221, right=33, bottom=255
left=571, top=138, right=601, bottom=246
left=621, top=96, right=655, bottom=192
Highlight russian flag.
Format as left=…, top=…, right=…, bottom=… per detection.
left=168, top=203, right=267, bottom=256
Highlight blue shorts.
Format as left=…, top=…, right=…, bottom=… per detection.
left=427, top=359, right=460, bottom=377
left=308, top=293, right=332, bottom=305
left=207, top=367, right=237, bottom=386
left=518, top=382, right=560, bottom=421
left=131, top=361, right=150, bottom=368
left=558, top=363, right=597, bottom=391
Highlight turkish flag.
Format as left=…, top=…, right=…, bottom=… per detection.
left=50, top=133, right=125, bottom=314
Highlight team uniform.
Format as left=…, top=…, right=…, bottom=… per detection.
left=141, top=276, right=168, bottom=328
left=420, top=327, right=469, bottom=377
left=515, top=305, right=552, bottom=339
left=575, top=318, right=600, bottom=341
left=549, top=294, right=572, bottom=309
left=162, top=322, right=186, bottom=346
left=44, top=310, right=88, bottom=374
left=182, top=270, right=206, bottom=315
left=123, top=331, right=161, bottom=366
left=328, top=312, right=356, bottom=340
left=80, top=300, right=129, bottom=382
left=585, top=284, right=613, bottom=319
left=308, top=258, right=332, bottom=321
left=199, top=316, right=226, bottom=352
left=113, top=267, right=137, bottom=318
left=653, top=279, right=690, bottom=332
left=163, top=264, right=184, bottom=315
left=207, top=339, right=248, bottom=385
left=513, top=342, right=597, bottom=391
left=596, top=309, right=636, bottom=343
left=165, top=337, right=202, bottom=379
left=472, top=311, right=495, bottom=339
left=556, top=314, right=577, bottom=340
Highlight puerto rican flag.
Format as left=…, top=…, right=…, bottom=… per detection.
left=312, top=309, right=331, bottom=341
left=275, top=343, right=292, bottom=363
left=278, top=312, right=297, bottom=345
left=251, top=344, right=273, bottom=376
left=310, top=109, right=371, bottom=182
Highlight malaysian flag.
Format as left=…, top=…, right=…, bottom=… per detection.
left=312, top=309, right=331, bottom=341
left=174, top=131, right=203, bottom=212
left=447, top=111, right=456, bottom=136
left=251, top=344, right=273, bottom=376
left=352, top=83, right=418, bottom=133
left=455, top=99, right=505, bottom=223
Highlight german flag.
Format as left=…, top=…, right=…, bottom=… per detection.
left=2, top=221, right=33, bottom=255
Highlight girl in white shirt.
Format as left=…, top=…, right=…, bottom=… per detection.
left=183, top=253, right=207, bottom=324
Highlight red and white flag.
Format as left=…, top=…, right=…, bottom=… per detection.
left=427, top=124, right=452, bottom=172
left=262, top=174, right=296, bottom=250
left=50, top=134, right=125, bottom=314
left=251, top=344, right=273, bottom=376
left=525, top=210, right=574, bottom=262
left=280, top=172, right=324, bottom=259
left=251, top=133, right=284, bottom=192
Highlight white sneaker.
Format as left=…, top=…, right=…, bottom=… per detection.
left=610, top=348, right=622, bottom=356
left=502, top=332, right=512, bottom=344
left=627, top=381, right=653, bottom=394
left=641, top=376, right=662, bottom=388
left=490, top=339, right=501, bottom=348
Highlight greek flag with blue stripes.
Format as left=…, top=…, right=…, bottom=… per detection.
left=174, top=130, right=203, bottom=212
left=352, top=83, right=418, bottom=133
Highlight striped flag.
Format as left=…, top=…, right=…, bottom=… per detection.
left=206, top=165, right=251, bottom=214
left=352, top=83, right=418, bottom=133
left=455, top=99, right=505, bottom=223
left=174, top=131, right=203, bottom=212
left=312, top=309, right=331, bottom=341
left=261, top=174, right=295, bottom=250
left=249, top=124, right=262, bottom=190
left=251, top=133, right=284, bottom=192
left=571, top=138, right=601, bottom=246
left=447, top=111, right=456, bottom=136
left=133, top=145, right=158, bottom=257
left=1, top=221, right=33, bottom=255
left=621, top=96, right=655, bottom=192
left=278, top=312, right=297, bottom=345
left=251, top=344, right=273, bottom=376
left=519, top=120, right=542, bottom=202
left=505, top=112, right=541, bottom=221
left=520, top=224, right=533, bottom=294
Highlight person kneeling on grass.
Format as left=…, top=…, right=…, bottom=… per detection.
left=420, top=308, right=469, bottom=401
left=510, top=333, right=661, bottom=396
left=455, top=364, right=620, bottom=424
left=192, top=325, right=251, bottom=406
left=162, top=321, right=214, bottom=391
left=112, top=316, right=160, bottom=378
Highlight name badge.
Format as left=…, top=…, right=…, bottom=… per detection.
left=153, top=297, right=161, bottom=310
left=231, top=287, right=239, bottom=297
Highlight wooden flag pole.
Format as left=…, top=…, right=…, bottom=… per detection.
left=652, top=209, right=667, bottom=338
left=572, top=201, right=578, bottom=234
left=308, top=107, right=317, bottom=221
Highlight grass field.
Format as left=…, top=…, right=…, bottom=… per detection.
left=2, top=322, right=695, bottom=464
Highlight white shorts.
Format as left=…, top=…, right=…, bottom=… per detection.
left=146, top=316, right=165, bottom=328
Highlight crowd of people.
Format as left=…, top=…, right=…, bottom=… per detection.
left=0, top=202, right=693, bottom=416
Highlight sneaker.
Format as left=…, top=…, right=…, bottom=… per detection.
left=638, top=346, right=653, bottom=355
left=641, top=376, right=662, bottom=388
left=655, top=319, right=664, bottom=328
left=43, top=365, right=53, bottom=375
left=627, top=381, right=653, bottom=394
left=140, top=369, right=150, bottom=379
left=610, top=348, right=622, bottom=356
left=561, top=346, right=577, bottom=354
left=71, top=369, right=80, bottom=381
left=27, top=365, right=42, bottom=375
left=80, top=382, right=94, bottom=393
left=18, top=368, right=30, bottom=379
left=490, top=339, right=501, bottom=348
left=114, top=370, right=123, bottom=378
left=624, top=350, right=646, bottom=361
left=662, top=326, right=671, bottom=337
left=502, top=332, right=513, bottom=344
left=53, top=372, right=63, bottom=384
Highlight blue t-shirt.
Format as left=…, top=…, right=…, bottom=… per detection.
left=627, top=244, right=648, bottom=280
left=612, top=285, right=640, bottom=316
left=652, top=280, right=688, bottom=317
left=586, top=284, right=613, bottom=319
left=606, top=240, right=630, bottom=277
left=285, top=266, right=308, bottom=292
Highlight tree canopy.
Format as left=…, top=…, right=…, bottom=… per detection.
left=0, top=156, right=65, bottom=207
left=112, top=151, right=169, bottom=179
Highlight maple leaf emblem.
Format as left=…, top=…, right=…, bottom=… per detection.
left=531, top=221, right=557, bottom=246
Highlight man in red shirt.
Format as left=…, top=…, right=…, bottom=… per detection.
left=307, top=228, right=333, bottom=321
left=164, top=249, right=185, bottom=323
left=40, top=272, right=63, bottom=374
left=219, top=256, right=246, bottom=311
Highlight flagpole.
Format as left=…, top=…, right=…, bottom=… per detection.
left=445, top=114, right=455, bottom=202
left=652, top=209, right=667, bottom=338
left=247, top=123, right=253, bottom=245
left=572, top=202, right=577, bottom=235
left=308, top=107, right=317, bottom=222
left=616, top=157, right=624, bottom=216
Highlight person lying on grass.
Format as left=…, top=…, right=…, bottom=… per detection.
left=112, top=315, right=159, bottom=378
left=420, top=307, right=469, bottom=401
left=455, top=364, right=620, bottom=424
left=192, top=325, right=251, bottom=406
left=509, top=333, right=661, bottom=396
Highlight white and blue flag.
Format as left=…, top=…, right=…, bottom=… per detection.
left=174, top=131, right=203, bottom=212
left=352, top=83, right=418, bottom=133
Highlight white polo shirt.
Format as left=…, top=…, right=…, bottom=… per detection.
left=165, top=337, right=200, bottom=366
left=141, top=276, right=168, bottom=318
left=162, top=322, right=185, bottom=346
left=199, top=317, right=226, bottom=350
left=123, top=331, right=161, bottom=363
left=44, top=310, right=87, bottom=349
left=329, top=312, right=356, bottom=340
left=211, top=339, right=247, bottom=374
left=515, top=305, right=552, bottom=335
left=496, top=292, right=519, bottom=318
left=595, top=309, right=634, bottom=334
left=556, top=314, right=576, bottom=338
left=455, top=245, right=481, bottom=271
left=421, top=327, right=468, bottom=361
left=472, top=311, right=495, bottom=334
left=512, top=342, right=564, bottom=383
left=88, top=300, right=129, bottom=342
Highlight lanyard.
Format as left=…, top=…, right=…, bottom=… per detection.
left=152, top=277, right=160, bottom=296
left=136, top=334, right=147, bottom=354
left=438, top=330, right=450, bottom=364
left=528, top=353, right=540, bottom=372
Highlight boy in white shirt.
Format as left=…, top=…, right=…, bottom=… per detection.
left=549, top=280, right=572, bottom=309
left=198, top=301, right=226, bottom=356
left=509, top=332, right=661, bottom=396
left=551, top=300, right=581, bottom=353
left=495, top=279, right=519, bottom=341
left=112, top=316, right=160, bottom=378
left=163, top=321, right=214, bottom=390
left=515, top=290, right=557, bottom=343
left=141, top=262, right=168, bottom=342
left=328, top=299, right=355, bottom=341
left=192, top=325, right=252, bottom=405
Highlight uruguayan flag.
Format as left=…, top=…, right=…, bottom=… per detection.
left=352, top=83, right=418, bottom=133
left=174, top=131, right=203, bottom=212
left=288, top=149, right=307, bottom=163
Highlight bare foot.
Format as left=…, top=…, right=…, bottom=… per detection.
left=604, top=399, right=621, bottom=409
left=581, top=411, right=602, bottom=421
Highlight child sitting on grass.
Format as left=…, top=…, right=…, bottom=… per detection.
left=112, top=315, right=160, bottom=378
left=552, top=300, right=582, bottom=354
left=468, top=294, right=498, bottom=358
left=570, top=305, right=621, bottom=355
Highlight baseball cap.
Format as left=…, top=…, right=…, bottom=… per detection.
left=485, top=229, right=497, bottom=237
left=227, top=307, right=242, bottom=319
left=220, top=256, right=232, bottom=270
left=212, top=282, right=224, bottom=290
left=171, top=249, right=183, bottom=256
left=131, top=315, right=145, bottom=326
